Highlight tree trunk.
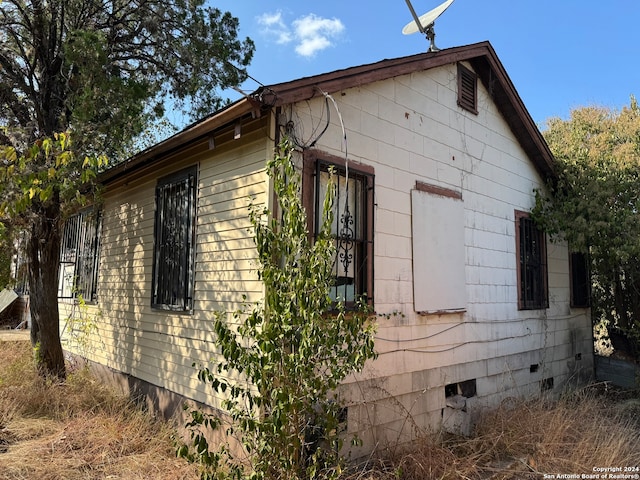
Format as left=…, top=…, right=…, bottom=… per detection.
left=27, top=200, right=65, bottom=380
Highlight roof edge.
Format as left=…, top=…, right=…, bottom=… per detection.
left=100, top=41, right=555, bottom=185
left=99, top=97, right=258, bottom=185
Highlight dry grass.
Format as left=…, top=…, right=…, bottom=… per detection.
left=351, top=386, right=640, bottom=480
left=2, top=340, right=639, bottom=479
left=0, top=340, right=200, bottom=480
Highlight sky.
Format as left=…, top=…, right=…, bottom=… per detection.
left=207, top=0, right=640, bottom=129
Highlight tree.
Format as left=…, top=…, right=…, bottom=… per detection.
left=533, top=97, right=640, bottom=358
left=0, top=0, right=254, bottom=378
left=0, top=221, right=13, bottom=290
left=179, top=138, right=377, bottom=480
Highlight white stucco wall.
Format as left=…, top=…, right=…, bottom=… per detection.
left=287, top=61, right=592, bottom=451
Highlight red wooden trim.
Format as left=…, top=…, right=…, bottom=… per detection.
left=415, top=181, right=462, bottom=200
left=304, top=149, right=374, bottom=175
left=302, top=150, right=375, bottom=305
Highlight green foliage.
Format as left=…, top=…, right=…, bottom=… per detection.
left=63, top=294, right=99, bottom=358
left=0, top=132, right=103, bottom=378
left=0, top=132, right=105, bottom=220
left=0, top=222, right=13, bottom=288
left=0, top=0, right=253, bottom=380
left=180, top=139, right=377, bottom=480
left=533, top=97, right=640, bottom=356
left=1, top=0, right=254, bottom=158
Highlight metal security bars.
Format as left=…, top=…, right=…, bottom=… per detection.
left=517, top=213, right=548, bottom=310
left=570, top=252, right=590, bottom=308
left=152, top=166, right=197, bottom=311
left=315, top=161, right=370, bottom=305
left=59, top=210, right=102, bottom=301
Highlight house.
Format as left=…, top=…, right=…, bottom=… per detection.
left=58, top=41, right=594, bottom=453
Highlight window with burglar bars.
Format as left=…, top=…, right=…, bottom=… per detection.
left=152, top=166, right=197, bottom=311
left=570, top=251, right=590, bottom=308
left=59, top=209, right=102, bottom=301
left=515, top=211, right=548, bottom=310
left=311, top=158, right=374, bottom=307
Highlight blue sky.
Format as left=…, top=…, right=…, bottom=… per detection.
left=209, top=0, right=640, bottom=129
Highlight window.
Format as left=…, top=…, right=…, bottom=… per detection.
left=59, top=209, right=102, bottom=301
left=303, top=152, right=374, bottom=307
left=152, top=166, right=197, bottom=311
left=515, top=211, right=548, bottom=310
left=411, top=182, right=465, bottom=314
left=570, top=251, right=590, bottom=307
left=457, top=63, right=478, bottom=115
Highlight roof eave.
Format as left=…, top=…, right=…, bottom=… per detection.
left=259, top=42, right=555, bottom=181
left=100, top=41, right=555, bottom=185
left=99, top=97, right=260, bottom=185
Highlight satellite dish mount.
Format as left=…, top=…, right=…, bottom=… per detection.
left=402, top=0, right=455, bottom=52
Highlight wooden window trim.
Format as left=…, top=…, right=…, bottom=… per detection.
left=457, top=63, right=478, bottom=115
left=515, top=210, right=548, bottom=310
left=302, top=150, right=374, bottom=308
left=415, top=181, right=462, bottom=200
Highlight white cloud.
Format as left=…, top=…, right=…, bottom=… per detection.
left=295, top=36, right=331, bottom=57
left=257, top=11, right=345, bottom=58
left=257, top=11, right=292, bottom=44
left=257, top=12, right=284, bottom=28
left=293, top=14, right=344, bottom=57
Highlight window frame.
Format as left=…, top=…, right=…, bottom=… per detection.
left=151, top=165, right=198, bottom=312
left=59, top=208, right=102, bottom=302
left=515, top=210, right=548, bottom=310
left=302, top=150, right=374, bottom=308
left=570, top=251, right=590, bottom=308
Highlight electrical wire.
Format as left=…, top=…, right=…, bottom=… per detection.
left=317, top=88, right=347, bottom=162
left=376, top=331, right=539, bottom=355
left=374, top=322, right=463, bottom=343
left=373, top=312, right=587, bottom=343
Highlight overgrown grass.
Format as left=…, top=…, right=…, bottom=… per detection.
left=2, top=340, right=638, bottom=479
left=353, top=386, right=640, bottom=479
left=0, top=340, right=199, bottom=480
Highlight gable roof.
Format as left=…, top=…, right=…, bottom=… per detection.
left=101, top=41, right=554, bottom=185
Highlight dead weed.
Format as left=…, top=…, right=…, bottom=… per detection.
left=0, top=340, right=199, bottom=480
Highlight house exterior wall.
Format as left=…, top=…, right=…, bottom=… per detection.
left=285, top=61, right=593, bottom=452
left=60, top=118, right=272, bottom=411
left=58, top=58, right=593, bottom=457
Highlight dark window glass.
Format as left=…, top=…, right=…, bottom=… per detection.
left=570, top=252, right=590, bottom=308
left=516, top=212, right=548, bottom=310
left=152, top=166, right=197, bottom=311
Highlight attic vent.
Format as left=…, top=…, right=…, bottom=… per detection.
left=457, top=63, right=478, bottom=115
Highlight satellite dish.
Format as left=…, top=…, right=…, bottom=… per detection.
left=402, top=0, right=455, bottom=52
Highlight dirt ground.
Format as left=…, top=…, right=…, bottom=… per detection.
left=0, top=329, right=29, bottom=342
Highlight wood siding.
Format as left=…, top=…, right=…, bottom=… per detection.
left=61, top=124, right=271, bottom=408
